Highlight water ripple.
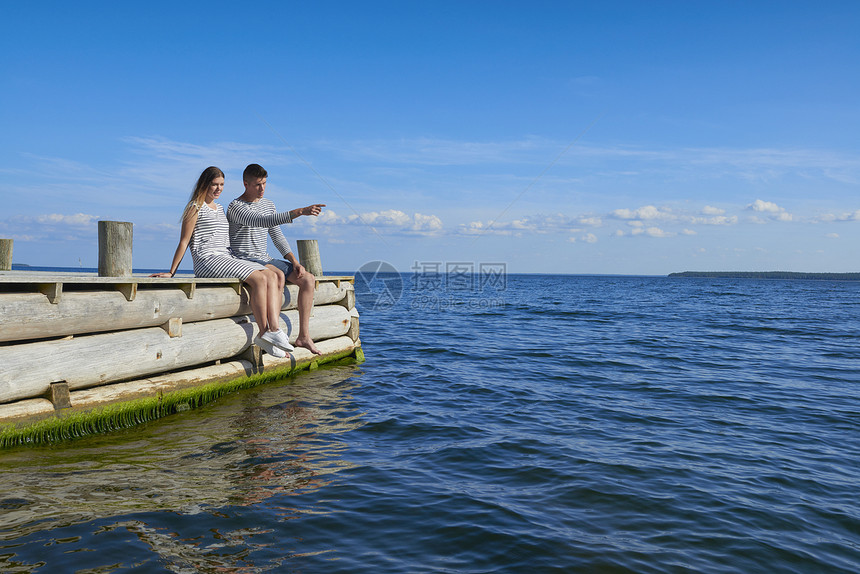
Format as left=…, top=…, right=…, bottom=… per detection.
left=1, top=276, right=859, bottom=572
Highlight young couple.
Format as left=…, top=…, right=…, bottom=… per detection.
left=152, top=164, right=325, bottom=357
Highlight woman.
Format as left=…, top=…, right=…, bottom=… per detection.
left=151, top=166, right=294, bottom=358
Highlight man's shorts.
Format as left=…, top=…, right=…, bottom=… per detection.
left=243, top=257, right=295, bottom=279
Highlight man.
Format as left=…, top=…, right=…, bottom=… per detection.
left=227, top=163, right=326, bottom=355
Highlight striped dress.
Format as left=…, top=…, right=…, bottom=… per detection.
left=188, top=202, right=266, bottom=280
left=227, top=197, right=293, bottom=263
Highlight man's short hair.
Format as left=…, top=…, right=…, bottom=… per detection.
left=243, top=163, right=268, bottom=181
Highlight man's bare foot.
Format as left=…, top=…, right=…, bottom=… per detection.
left=294, top=336, right=322, bottom=355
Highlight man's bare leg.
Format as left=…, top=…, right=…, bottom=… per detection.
left=287, top=268, right=321, bottom=354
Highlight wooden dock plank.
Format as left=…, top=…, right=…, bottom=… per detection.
left=0, top=272, right=354, bottom=285
left=0, top=281, right=354, bottom=343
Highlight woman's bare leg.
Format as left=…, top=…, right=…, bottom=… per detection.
left=243, top=270, right=270, bottom=333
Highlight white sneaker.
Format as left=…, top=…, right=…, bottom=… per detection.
left=254, top=335, right=287, bottom=358
left=262, top=329, right=294, bottom=352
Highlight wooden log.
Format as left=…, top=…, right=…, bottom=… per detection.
left=0, top=281, right=350, bottom=343
left=0, top=286, right=240, bottom=343
left=0, top=304, right=352, bottom=404
left=0, top=335, right=358, bottom=425
left=0, top=397, right=55, bottom=421
left=98, top=221, right=133, bottom=277
left=70, top=335, right=358, bottom=410
left=296, top=239, right=323, bottom=276
left=0, top=239, right=12, bottom=271
left=279, top=304, right=351, bottom=344
left=70, top=360, right=258, bottom=409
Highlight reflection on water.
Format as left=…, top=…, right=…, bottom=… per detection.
left=0, top=365, right=364, bottom=571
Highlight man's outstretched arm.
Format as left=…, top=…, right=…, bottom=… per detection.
left=227, top=201, right=294, bottom=227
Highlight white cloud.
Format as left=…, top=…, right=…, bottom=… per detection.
left=579, top=216, right=602, bottom=226
left=749, top=199, right=783, bottom=213
left=458, top=219, right=522, bottom=236
left=683, top=214, right=738, bottom=226
left=817, top=210, right=860, bottom=223
left=569, top=232, right=598, bottom=243
left=622, top=226, right=673, bottom=238
left=644, top=227, right=673, bottom=238
left=457, top=213, right=577, bottom=236
left=412, top=212, right=444, bottom=231
left=747, top=199, right=793, bottom=222
left=0, top=213, right=102, bottom=243
left=313, top=208, right=443, bottom=236
left=36, top=213, right=100, bottom=226
left=826, top=233, right=839, bottom=239
left=612, top=205, right=672, bottom=220
left=611, top=204, right=738, bottom=229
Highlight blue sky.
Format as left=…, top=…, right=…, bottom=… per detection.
left=2, top=1, right=859, bottom=274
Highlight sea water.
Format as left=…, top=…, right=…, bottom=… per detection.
left=0, top=274, right=858, bottom=572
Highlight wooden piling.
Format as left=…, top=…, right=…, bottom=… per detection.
left=0, top=239, right=12, bottom=271
left=98, top=221, right=133, bottom=277
left=297, top=239, right=323, bottom=276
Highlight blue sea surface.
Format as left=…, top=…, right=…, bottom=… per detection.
left=1, top=274, right=859, bottom=572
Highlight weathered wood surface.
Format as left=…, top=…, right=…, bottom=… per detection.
left=0, top=282, right=354, bottom=343
left=297, top=239, right=323, bottom=277
left=0, top=273, right=355, bottom=284
left=74, top=335, right=358, bottom=408
left=0, top=397, right=53, bottom=421
left=0, top=335, right=358, bottom=424
left=348, top=307, right=360, bottom=341
left=98, top=221, right=133, bottom=277
left=0, top=334, right=358, bottom=425
left=0, top=305, right=352, bottom=404
left=0, top=239, right=11, bottom=271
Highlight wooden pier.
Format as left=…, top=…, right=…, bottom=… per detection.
left=0, top=233, right=362, bottom=445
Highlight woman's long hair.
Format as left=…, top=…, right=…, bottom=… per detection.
left=182, top=166, right=225, bottom=221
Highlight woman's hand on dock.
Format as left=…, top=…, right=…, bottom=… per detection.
left=149, top=272, right=173, bottom=278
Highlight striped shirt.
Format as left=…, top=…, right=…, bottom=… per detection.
left=187, top=202, right=267, bottom=280
left=226, top=197, right=293, bottom=261
left=189, top=202, right=231, bottom=259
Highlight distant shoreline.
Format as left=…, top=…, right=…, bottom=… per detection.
left=669, top=271, right=860, bottom=280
